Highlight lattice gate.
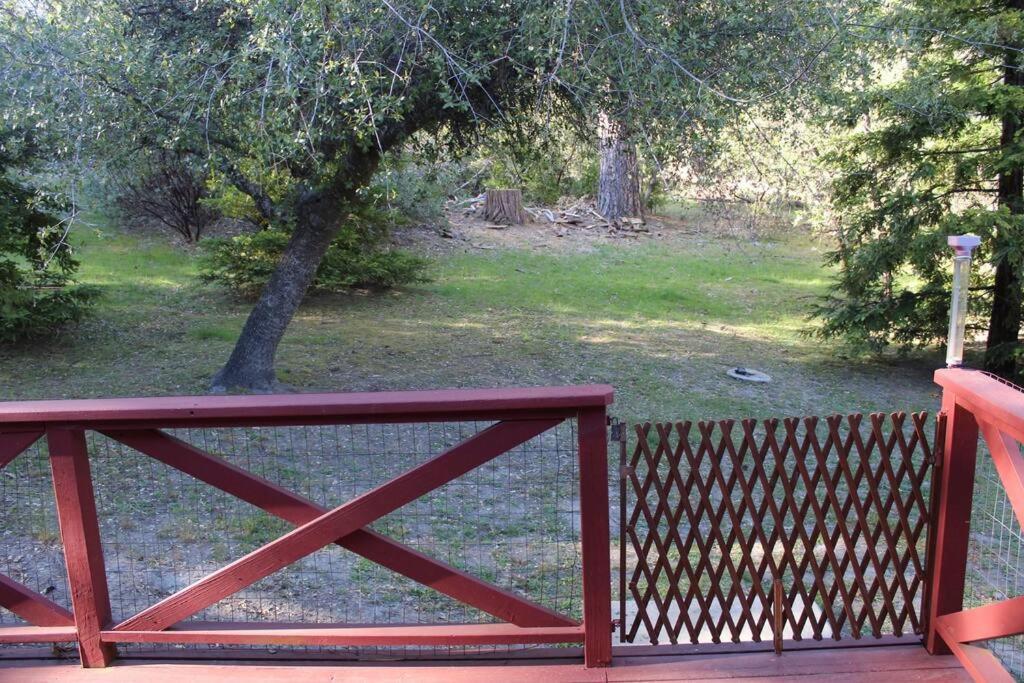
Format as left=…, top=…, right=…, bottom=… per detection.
left=617, top=412, right=942, bottom=648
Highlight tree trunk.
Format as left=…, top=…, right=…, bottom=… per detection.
left=210, top=145, right=385, bottom=392
left=210, top=193, right=344, bottom=392
left=484, top=188, right=525, bottom=224
left=985, top=36, right=1024, bottom=378
left=597, top=114, right=643, bottom=222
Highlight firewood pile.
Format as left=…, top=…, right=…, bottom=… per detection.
left=451, top=194, right=651, bottom=236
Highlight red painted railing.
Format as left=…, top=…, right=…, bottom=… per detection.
left=0, top=386, right=614, bottom=668
left=927, top=368, right=1024, bottom=682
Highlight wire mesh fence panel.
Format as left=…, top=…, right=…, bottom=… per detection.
left=84, top=420, right=581, bottom=658
left=0, top=436, right=71, bottom=626
left=964, top=440, right=1024, bottom=681
left=618, top=412, right=936, bottom=647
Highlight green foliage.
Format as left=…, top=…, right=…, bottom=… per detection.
left=2, top=0, right=853, bottom=218
left=0, top=132, right=95, bottom=343
left=370, top=154, right=455, bottom=228
left=815, top=0, right=1024, bottom=369
left=476, top=120, right=599, bottom=204
left=202, top=163, right=295, bottom=228
left=199, top=224, right=428, bottom=299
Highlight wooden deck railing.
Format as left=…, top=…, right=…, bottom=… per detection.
left=0, top=386, right=614, bottom=668
left=927, top=368, right=1024, bottom=682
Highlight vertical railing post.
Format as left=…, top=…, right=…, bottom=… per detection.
left=925, top=392, right=979, bottom=654
left=577, top=407, right=612, bottom=667
left=47, top=428, right=115, bottom=667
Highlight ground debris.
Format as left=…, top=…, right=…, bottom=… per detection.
left=452, top=195, right=658, bottom=235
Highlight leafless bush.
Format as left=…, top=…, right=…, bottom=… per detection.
left=117, top=154, right=216, bottom=243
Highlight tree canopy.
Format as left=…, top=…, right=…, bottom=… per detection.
left=2, top=0, right=854, bottom=390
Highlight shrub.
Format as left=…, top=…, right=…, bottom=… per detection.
left=116, top=153, right=216, bottom=243
left=0, top=132, right=95, bottom=343
left=371, top=157, right=456, bottom=229
left=199, top=227, right=428, bottom=299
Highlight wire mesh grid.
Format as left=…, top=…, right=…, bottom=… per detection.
left=81, top=419, right=581, bottom=659
left=618, top=413, right=935, bottom=646
left=964, top=439, right=1024, bottom=681
left=0, top=435, right=71, bottom=628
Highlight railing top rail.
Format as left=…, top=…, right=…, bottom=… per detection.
left=0, top=384, right=614, bottom=429
left=935, top=367, right=1024, bottom=440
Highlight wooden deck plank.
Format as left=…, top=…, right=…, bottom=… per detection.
left=0, top=644, right=969, bottom=682
left=607, top=646, right=969, bottom=681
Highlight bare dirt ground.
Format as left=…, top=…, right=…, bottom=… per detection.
left=394, top=198, right=712, bottom=256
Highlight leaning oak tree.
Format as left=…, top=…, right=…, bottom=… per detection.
left=4, top=0, right=851, bottom=391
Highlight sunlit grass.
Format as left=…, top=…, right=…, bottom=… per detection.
left=1, top=217, right=941, bottom=422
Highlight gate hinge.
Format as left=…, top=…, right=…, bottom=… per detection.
left=609, top=418, right=626, bottom=443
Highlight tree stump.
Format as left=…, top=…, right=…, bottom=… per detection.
left=484, top=188, right=526, bottom=224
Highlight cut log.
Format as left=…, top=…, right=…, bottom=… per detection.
left=484, top=189, right=526, bottom=224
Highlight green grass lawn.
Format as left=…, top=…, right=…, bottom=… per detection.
left=0, top=216, right=944, bottom=421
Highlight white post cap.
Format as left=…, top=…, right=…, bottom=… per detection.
left=948, top=234, right=981, bottom=256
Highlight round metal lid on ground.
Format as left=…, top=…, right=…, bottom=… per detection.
left=727, top=367, right=771, bottom=383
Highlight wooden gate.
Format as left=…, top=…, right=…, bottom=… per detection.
left=618, top=412, right=941, bottom=648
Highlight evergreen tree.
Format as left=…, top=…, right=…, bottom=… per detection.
left=816, top=0, right=1024, bottom=376
left=0, top=131, right=94, bottom=343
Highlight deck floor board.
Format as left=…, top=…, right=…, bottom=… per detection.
left=0, top=644, right=969, bottom=682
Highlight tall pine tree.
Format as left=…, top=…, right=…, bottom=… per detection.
left=817, top=0, right=1024, bottom=376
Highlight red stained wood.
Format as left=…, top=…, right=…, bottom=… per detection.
left=115, top=419, right=560, bottom=633
left=977, top=420, right=1024, bottom=529
left=941, top=642, right=1015, bottom=683
left=935, top=595, right=1024, bottom=644
left=928, top=369, right=1024, bottom=682
left=102, top=428, right=576, bottom=628
left=925, top=396, right=979, bottom=655
left=0, top=644, right=968, bottom=682
left=0, top=625, right=78, bottom=643
left=47, top=428, right=115, bottom=668
left=102, top=622, right=585, bottom=646
left=577, top=407, right=612, bottom=668
left=935, top=368, right=1024, bottom=443
left=0, top=385, right=613, bottom=429
left=0, top=430, right=42, bottom=469
left=0, top=574, right=74, bottom=626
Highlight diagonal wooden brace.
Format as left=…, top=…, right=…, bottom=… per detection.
left=0, top=431, right=42, bottom=470
left=114, top=418, right=561, bottom=632
left=978, top=420, right=1024, bottom=531
left=0, top=573, right=74, bottom=626
left=935, top=598, right=1024, bottom=683
left=102, top=427, right=575, bottom=628
left=935, top=595, right=1024, bottom=644
left=0, top=430, right=75, bottom=627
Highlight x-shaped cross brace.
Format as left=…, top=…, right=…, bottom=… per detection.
left=102, top=419, right=577, bottom=632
